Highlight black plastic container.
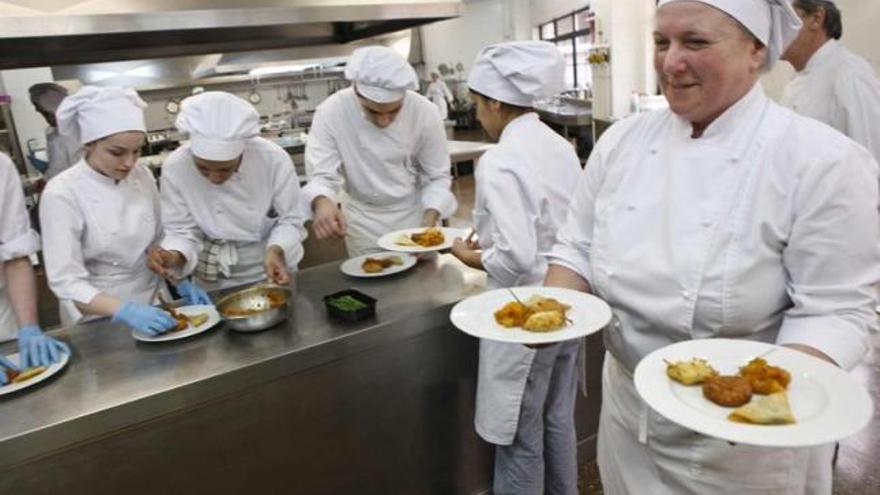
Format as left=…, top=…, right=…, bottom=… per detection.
left=323, top=289, right=377, bottom=322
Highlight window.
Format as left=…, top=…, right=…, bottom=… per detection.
left=537, top=6, right=595, bottom=90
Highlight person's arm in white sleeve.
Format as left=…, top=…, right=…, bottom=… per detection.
left=0, top=158, right=41, bottom=328
left=834, top=72, right=880, bottom=163
left=415, top=109, right=457, bottom=221
left=157, top=173, right=202, bottom=278
left=775, top=146, right=880, bottom=370
left=442, top=81, right=454, bottom=103
left=302, top=105, right=345, bottom=215
left=478, top=164, right=540, bottom=286
left=267, top=150, right=308, bottom=268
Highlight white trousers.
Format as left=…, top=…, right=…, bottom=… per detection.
left=597, top=352, right=834, bottom=495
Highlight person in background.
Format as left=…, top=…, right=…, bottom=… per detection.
left=425, top=71, right=454, bottom=120
left=147, top=91, right=306, bottom=290
left=28, top=83, right=82, bottom=180
left=303, top=46, right=457, bottom=257
left=39, top=86, right=207, bottom=336
left=544, top=0, right=879, bottom=494
left=0, top=152, right=68, bottom=384
left=450, top=41, right=582, bottom=495
left=780, top=0, right=880, bottom=162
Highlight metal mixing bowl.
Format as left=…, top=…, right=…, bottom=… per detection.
left=215, top=285, right=293, bottom=332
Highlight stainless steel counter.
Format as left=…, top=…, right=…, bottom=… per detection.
left=0, top=254, right=482, bottom=459
left=0, top=254, right=604, bottom=494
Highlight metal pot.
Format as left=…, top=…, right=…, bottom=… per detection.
left=215, top=285, right=292, bottom=332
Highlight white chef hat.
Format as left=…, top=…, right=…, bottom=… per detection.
left=56, top=86, right=146, bottom=145
left=176, top=91, right=260, bottom=161
left=658, top=0, right=802, bottom=68
left=466, top=41, right=565, bottom=107
left=28, top=83, right=68, bottom=114
left=345, top=46, right=418, bottom=103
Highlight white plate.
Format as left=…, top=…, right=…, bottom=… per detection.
left=133, top=305, right=222, bottom=343
left=0, top=351, right=70, bottom=396
left=449, top=287, right=612, bottom=344
left=633, top=338, right=874, bottom=447
left=377, top=227, right=471, bottom=253
left=340, top=252, right=418, bottom=278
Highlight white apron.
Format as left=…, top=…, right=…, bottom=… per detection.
left=342, top=192, right=423, bottom=258
left=474, top=277, right=538, bottom=445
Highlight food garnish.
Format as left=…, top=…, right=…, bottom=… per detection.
left=327, top=295, right=368, bottom=311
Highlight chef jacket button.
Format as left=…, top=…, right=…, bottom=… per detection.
left=701, top=220, right=711, bottom=228
left=731, top=158, right=739, bottom=164
left=649, top=149, right=658, bottom=154
left=626, top=205, right=636, bottom=211
left=681, top=290, right=691, bottom=299
left=112, top=261, right=119, bottom=267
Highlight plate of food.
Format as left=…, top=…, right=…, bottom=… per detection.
left=133, top=304, right=221, bottom=342
left=633, top=338, right=874, bottom=447
left=449, top=286, right=612, bottom=344
left=1, top=351, right=70, bottom=396
left=377, top=227, right=470, bottom=253
left=340, top=252, right=417, bottom=278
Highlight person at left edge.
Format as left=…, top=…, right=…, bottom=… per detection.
left=39, top=86, right=195, bottom=337
left=147, top=91, right=307, bottom=290
left=0, top=153, right=68, bottom=381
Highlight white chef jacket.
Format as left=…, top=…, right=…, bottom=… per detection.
left=473, top=112, right=582, bottom=445
left=426, top=80, right=453, bottom=120
left=550, top=83, right=880, bottom=494
left=44, top=126, right=83, bottom=180
left=160, top=137, right=307, bottom=283
left=39, top=160, right=164, bottom=326
left=302, top=88, right=457, bottom=255
left=781, top=40, right=880, bottom=163
left=0, top=154, right=41, bottom=341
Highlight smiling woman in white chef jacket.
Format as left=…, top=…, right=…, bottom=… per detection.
left=0, top=153, right=68, bottom=383
left=450, top=41, right=582, bottom=495
left=39, top=86, right=180, bottom=336
left=147, top=91, right=307, bottom=290
left=544, top=1, right=880, bottom=494
left=303, top=46, right=457, bottom=256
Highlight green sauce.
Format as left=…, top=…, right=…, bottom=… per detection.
left=329, top=295, right=368, bottom=311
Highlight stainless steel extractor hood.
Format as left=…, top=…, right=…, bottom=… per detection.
left=0, top=0, right=460, bottom=70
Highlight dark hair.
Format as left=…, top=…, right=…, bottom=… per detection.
left=794, top=0, right=843, bottom=39
left=467, top=87, right=532, bottom=113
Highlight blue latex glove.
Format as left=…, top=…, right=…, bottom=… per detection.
left=0, top=354, right=20, bottom=386
left=17, top=325, right=71, bottom=369
left=113, top=301, right=176, bottom=337
left=177, top=280, right=212, bottom=305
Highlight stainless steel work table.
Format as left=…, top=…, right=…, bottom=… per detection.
left=0, top=254, right=604, bottom=494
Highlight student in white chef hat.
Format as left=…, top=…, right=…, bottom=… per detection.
left=39, top=86, right=204, bottom=337
left=450, top=40, right=583, bottom=495
left=544, top=1, right=879, bottom=494
left=301, top=45, right=458, bottom=257
left=147, top=91, right=307, bottom=291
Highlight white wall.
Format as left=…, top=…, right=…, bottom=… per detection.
left=421, top=0, right=505, bottom=83
left=530, top=0, right=589, bottom=25
left=762, top=0, right=880, bottom=101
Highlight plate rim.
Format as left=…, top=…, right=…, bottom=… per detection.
left=340, top=252, right=418, bottom=278
left=376, top=227, right=471, bottom=253
left=449, top=286, right=612, bottom=344
left=633, top=338, right=875, bottom=447
left=133, top=304, right=221, bottom=343
left=0, top=350, right=70, bottom=396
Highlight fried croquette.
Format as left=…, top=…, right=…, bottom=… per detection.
left=523, top=310, right=566, bottom=332
left=739, top=358, right=791, bottom=395
left=666, top=358, right=719, bottom=385
left=702, top=375, right=753, bottom=407
left=494, top=301, right=530, bottom=328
